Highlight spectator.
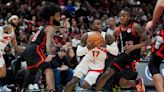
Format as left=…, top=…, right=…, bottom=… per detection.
left=51, top=47, right=73, bottom=92
left=68, top=20, right=79, bottom=37
left=71, top=34, right=81, bottom=51
left=105, top=17, right=116, bottom=36
left=66, top=48, right=78, bottom=69
left=0, top=45, right=16, bottom=91
left=66, top=0, right=75, bottom=15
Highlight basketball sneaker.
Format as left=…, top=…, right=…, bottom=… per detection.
left=136, top=77, right=145, bottom=92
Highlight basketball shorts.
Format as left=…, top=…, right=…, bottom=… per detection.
left=22, top=44, right=50, bottom=69
left=110, top=53, right=136, bottom=72
left=148, top=52, right=163, bottom=75
left=73, top=55, right=104, bottom=86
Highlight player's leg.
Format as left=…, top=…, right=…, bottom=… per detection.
left=118, top=68, right=145, bottom=92
left=22, top=45, right=55, bottom=91
left=21, top=68, right=37, bottom=91
left=82, top=71, right=101, bottom=89
left=149, top=53, right=164, bottom=92
left=38, top=62, right=55, bottom=91
left=0, top=55, right=6, bottom=78
left=64, top=55, right=89, bottom=92
left=64, top=76, right=80, bottom=92
left=119, top=69, right=138, bottom=88
left=96, top=54, right=127, bottom=91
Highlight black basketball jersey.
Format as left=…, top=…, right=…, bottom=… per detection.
left=116, top=23, right=141, bottom=59
left=152, top=29, right=164, bottom=59
left=31, top=24, right=46, bottom=48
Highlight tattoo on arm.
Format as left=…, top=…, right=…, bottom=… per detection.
left=11, top=35, right=18, bottom=51
left=133, top=23, right=149, bottom=46
left=45, top=26, right=54, bottom=55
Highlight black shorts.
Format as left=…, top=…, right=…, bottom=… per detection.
left=148, top=52, right=163, bottom=75
left=22, top=44, right=46, bottom=68
left=120, top=68, right=138, bottom=80
left=104, top=53, right=116, bottom=71
left=110, top=53, right=136, bottom=72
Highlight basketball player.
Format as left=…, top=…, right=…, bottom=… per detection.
left=146, top=0, right=164, bottom=32
left=8, top=15, right=19, bottom=33
left=96, top=9, right=149, bottom=92
left=146, top=0, right=164, bottom=92
left=21, top=3, right=61, bottom=92
left=64, top=19, right=118, bottom=92
left=0, top=24, right=18, bottom=78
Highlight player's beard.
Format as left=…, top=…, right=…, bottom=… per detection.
left=53, top=20, right=60, bottom=26
left=10, top=22, right=19, bottom=27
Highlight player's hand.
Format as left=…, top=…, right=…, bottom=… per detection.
left=124, top=45, right=135, bottom=54
left=145, top=20, right=154, bottom=32
left=45, top=55, right=56, bottom=62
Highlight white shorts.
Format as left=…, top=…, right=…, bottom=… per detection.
left=74, top=54, right=104, bottom=86
left=74, top=69, right=101, bottom=86
left=0, top=53, right=5, bottom=68
left=84, top=71, right=100, bottom=85
left=73, top=55, right=90, bottom=79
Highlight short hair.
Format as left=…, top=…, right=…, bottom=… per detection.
left=120, top=8, right=131, bottom=16
left=91, top=19, right=101, bottom=25
left=39, top=2, right=61, bottom=21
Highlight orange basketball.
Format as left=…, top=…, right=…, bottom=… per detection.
left=87, top=32, right=105, bottom=49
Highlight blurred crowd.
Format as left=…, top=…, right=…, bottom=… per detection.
left=0, top=0, right=163, bottom=91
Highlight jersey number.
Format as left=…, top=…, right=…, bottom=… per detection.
left=92, top=51, right=100, bottom=57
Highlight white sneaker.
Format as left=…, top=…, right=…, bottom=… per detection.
left=1, top=85, right=12, bottom=91
left=33, top=84, right=40, bottom=91
left=28, top=84, right=34, bottom=90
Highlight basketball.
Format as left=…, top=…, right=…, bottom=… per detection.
left=87, top=32, right=105, bottom=49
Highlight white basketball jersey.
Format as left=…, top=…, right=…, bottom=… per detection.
left=87, top=47, right=107, bottom=70
left=101, top=32, right=106, bottom=40
left=0, top=27, right=14, bottom=50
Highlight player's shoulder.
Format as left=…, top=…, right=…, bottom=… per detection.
left=132, top=22, right=143, bottom=33
left=132, top=22, right=141, bottom=29
left=45, top=25, right=55, bottom=30
left=44, top=25, right=55, bottom=33
left=81, top=32, right=88, bottom=38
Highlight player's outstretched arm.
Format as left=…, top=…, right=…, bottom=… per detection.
left=146, top=0, right=164, bottom=31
